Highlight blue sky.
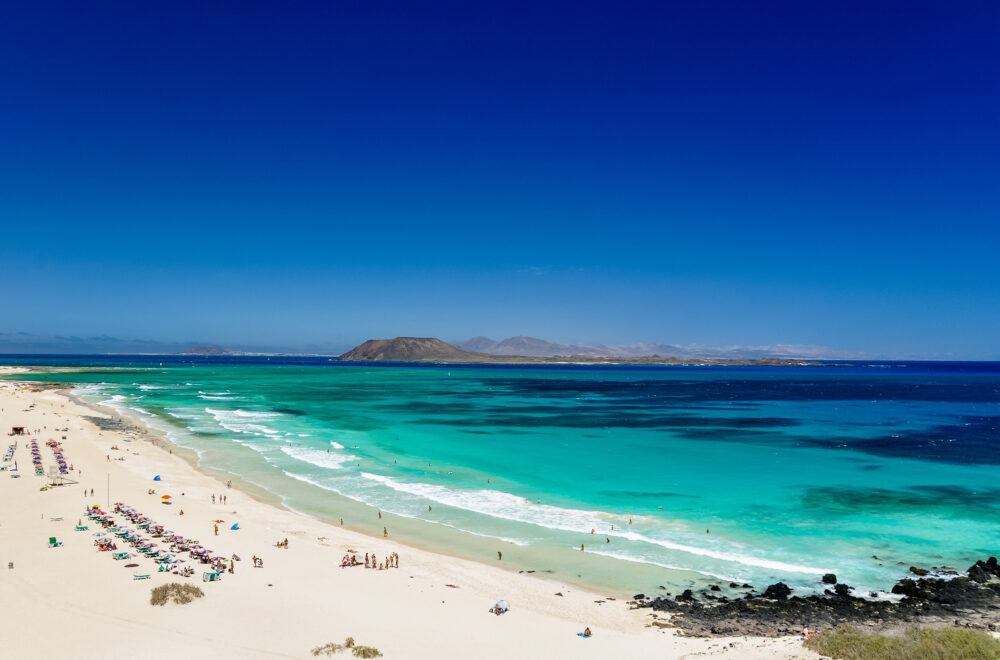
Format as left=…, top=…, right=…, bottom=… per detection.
left=1, top=2, right=998, bottom=357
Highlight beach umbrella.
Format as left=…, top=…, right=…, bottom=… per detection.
left=161, top=495, right=171, bottom=500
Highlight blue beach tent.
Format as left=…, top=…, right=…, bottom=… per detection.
left=230, top=523, right=239, bottom=530
left=153, top=475, right=161, bottom=481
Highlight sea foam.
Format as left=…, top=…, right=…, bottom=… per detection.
left=280, top=446, right=355, bottom=470
left=359, top=472, right=830, bottom=574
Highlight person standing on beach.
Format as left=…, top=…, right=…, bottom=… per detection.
left=383, top=527, right=387, bottom=537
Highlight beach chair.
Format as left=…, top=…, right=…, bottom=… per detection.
left=133, top=574, right=151, bottom=580
left=75, top=525, right=89, bottom=531
left=48, top=537, right=63, bottom=548
left=157, top=564, right=171, bottom=572
left=202, top=571, right=222, bottom=582
left=112, top=552, right=130, bottom=560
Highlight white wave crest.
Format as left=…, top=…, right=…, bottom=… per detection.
left=281, top=446, right=354, bottom=469
left=359, top=473, right=829, bottom=575
left=588, top=549, right=742, bottom=582
left=204, top=407, right=283, bottom=436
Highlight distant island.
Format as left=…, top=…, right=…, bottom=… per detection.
left=455, top=335, right=844, bottom=360
left=177, top=345, right=247, bottom=356
left=339, top=337, right=825, bottom=366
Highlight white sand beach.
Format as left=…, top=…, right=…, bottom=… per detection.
left=0, top=372, right=816, bottom=659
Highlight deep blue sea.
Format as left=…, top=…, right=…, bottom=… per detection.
left=4, top=356, right=998, bottom=596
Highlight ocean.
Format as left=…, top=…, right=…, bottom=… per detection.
left=4, top=356, right=998, bottom=597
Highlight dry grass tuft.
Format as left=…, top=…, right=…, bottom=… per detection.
left=149, top=582, right=205, bottom=606
left=311, top=637, right=380, bottom=657
left=805, top=624, right=1000, bottom=660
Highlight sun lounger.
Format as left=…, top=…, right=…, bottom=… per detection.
left=133, top=574, right=151, bottom=580
left=202, top=571, right=222, bottom=582
left=48, top=537, right=63, bottom=547
left=112, top=552, right=130, bottom=560
left=75, top=525, right=89, bottom=531
left=50, top=517, right=63, bottom=522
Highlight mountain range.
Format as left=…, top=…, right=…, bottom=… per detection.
left=339, top=337, right=826, bottom=366
left=454, top=335, right=846, bottom=360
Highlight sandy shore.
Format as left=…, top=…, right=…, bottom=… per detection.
left=0, top=373, right=816, bottom=659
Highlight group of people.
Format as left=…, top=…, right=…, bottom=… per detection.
left=274, top=537, right=289, bottom=548
left=250, top=555, right=264, bottom=568
left=94, top=537, right=118, bottom=551
left=211, top=494, right=228, bottom=504
left=340, top=551, right=399, bottom=570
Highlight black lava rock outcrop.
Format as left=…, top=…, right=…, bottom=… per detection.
left=762, top=582, right=792, bottom=600
left=634, top=556, right=1000, bottom=637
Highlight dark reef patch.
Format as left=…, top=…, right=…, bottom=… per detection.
left=799, top=416, right=1000, bottom=465
left=801, top=485, right=1000, bottom=522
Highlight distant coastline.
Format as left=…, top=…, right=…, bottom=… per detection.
left=337, top=337, right=832, bottom=366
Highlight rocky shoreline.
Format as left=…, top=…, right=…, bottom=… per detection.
left=632, top=557, right=1000, bottom=637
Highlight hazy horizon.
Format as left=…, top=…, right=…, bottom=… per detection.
left=0, top=330, right=980, bottom=361
left=2, top=3, right=998, bottom=360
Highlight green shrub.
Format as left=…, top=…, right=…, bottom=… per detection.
left=805, top=624, right=1000, bottom=660
left=149, top=582, right=205, bottom=606
left=351, top=647, right=381, bottom=659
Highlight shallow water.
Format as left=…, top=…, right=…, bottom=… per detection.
left=6, top=357, right=999, bottom=596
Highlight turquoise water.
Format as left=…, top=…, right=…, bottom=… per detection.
left=7, top=359, right=1000, bottom=596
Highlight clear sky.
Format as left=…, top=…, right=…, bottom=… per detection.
left=1, top=1, right=998, bottom=357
